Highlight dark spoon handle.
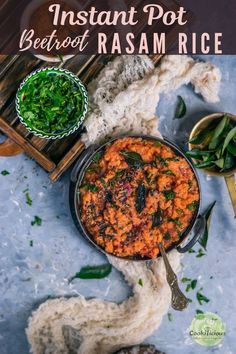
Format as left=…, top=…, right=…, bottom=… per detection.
left=158, top=243, right=189, bottom=311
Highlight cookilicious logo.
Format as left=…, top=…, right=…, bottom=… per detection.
left=189, top=312, right=226, bottom=347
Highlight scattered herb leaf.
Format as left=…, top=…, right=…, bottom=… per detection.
left=69, top=264, right=112, bottom=282
left=196, top=309, right=204, bottom=314
left=196, top=291, right=210, bottom=305
left=31, top=216, right=42, bottom=226
left=138, top=278, right=144, bottom=287
left=196, top=248, right=205, bottom=258
left=198, top=201, right=216, bottom=250
left=191, top=279, right=197, bottom=290
left=167, top=313, right=173, bottom=321
left=1, top=170, right=10, bottom=176
left=181, top=277, right=191, bottom=283
left=175, top=96, right=187, bottom=119
left=25, top=192, right=32, bottom=206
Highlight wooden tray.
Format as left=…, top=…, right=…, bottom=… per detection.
left=0, top=2, right=190, bottom=181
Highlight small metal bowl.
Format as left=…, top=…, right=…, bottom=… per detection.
left=189, top=112, right=236, bottom=217
left=16, top=67, right=88, bottom=140
left=189, top=112, right=236, bottom=177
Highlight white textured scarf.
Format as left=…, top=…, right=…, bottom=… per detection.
left=27, top=55, right=221, bottom=354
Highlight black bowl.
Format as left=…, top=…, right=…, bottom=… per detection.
left=69, top=135, right=206, bottom=261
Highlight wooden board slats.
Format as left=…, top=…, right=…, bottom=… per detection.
left=0, top=0, right=188, bottom=181
left=0, top=53, right=166, bottom=180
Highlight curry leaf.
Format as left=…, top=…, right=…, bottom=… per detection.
left=175, top=96, right=186, bottom=119
left=135, top=183, right=147, bottom=213
left=194, top=160, right=215, bottom=169
left=69, top=264, right=112, bottom=282
left=227, top=142, right=236, bottom=156
left=186, top=149, right=211, bottom=159
left=223, top=151, right=234, bottom=170
left=222, top=126, right=236, bottom=154
left=209, top=115, right=229, bottom=150
left=189, top=128, right=213, bottom=145
left=120, top=150, right=144, bottom=168
left=152, top=208, right=164, bottom=227
left=198, top=201, right=216, bottom=250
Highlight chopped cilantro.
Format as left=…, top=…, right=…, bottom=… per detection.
left=164, top=232, right=171, bottom=240
left=196, top=248, right=205, bottom=258
left=25, top=191, right=32, bottom=206
left=196, top=290, right=210, bottom=305
left=31, top=216, right=42, bottom=226
left=187, top=201, right=198, bottom=211
left=196, top=309, right=204, bottom=314
left=162, top=189, right=176, bottom=201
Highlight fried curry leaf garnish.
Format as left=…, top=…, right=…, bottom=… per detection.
left=198, top=201, right=216, bottom=250
left=162, top=189, right=176, bottom=201
left=120, top=150, right=144, bottom=168
left=135, top=183, right=147, bottom=213
left=175, top=96, right=187, bottom=119
left=152, top=208, right=163, bottom=227
left=69, top=264, right=112, bottom=282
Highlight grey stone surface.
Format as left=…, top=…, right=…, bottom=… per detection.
left=0, top=55, right=235, bottom=354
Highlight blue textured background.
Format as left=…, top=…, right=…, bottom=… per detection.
left=0, top=55, right=235, bottom=354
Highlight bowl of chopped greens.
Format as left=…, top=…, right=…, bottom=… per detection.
left=188, top=113, right=236, bottom=176
left=16, top=67, right=88, bottom=139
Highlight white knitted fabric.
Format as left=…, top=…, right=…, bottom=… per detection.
left=26, top=55, right=221, bottom=354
